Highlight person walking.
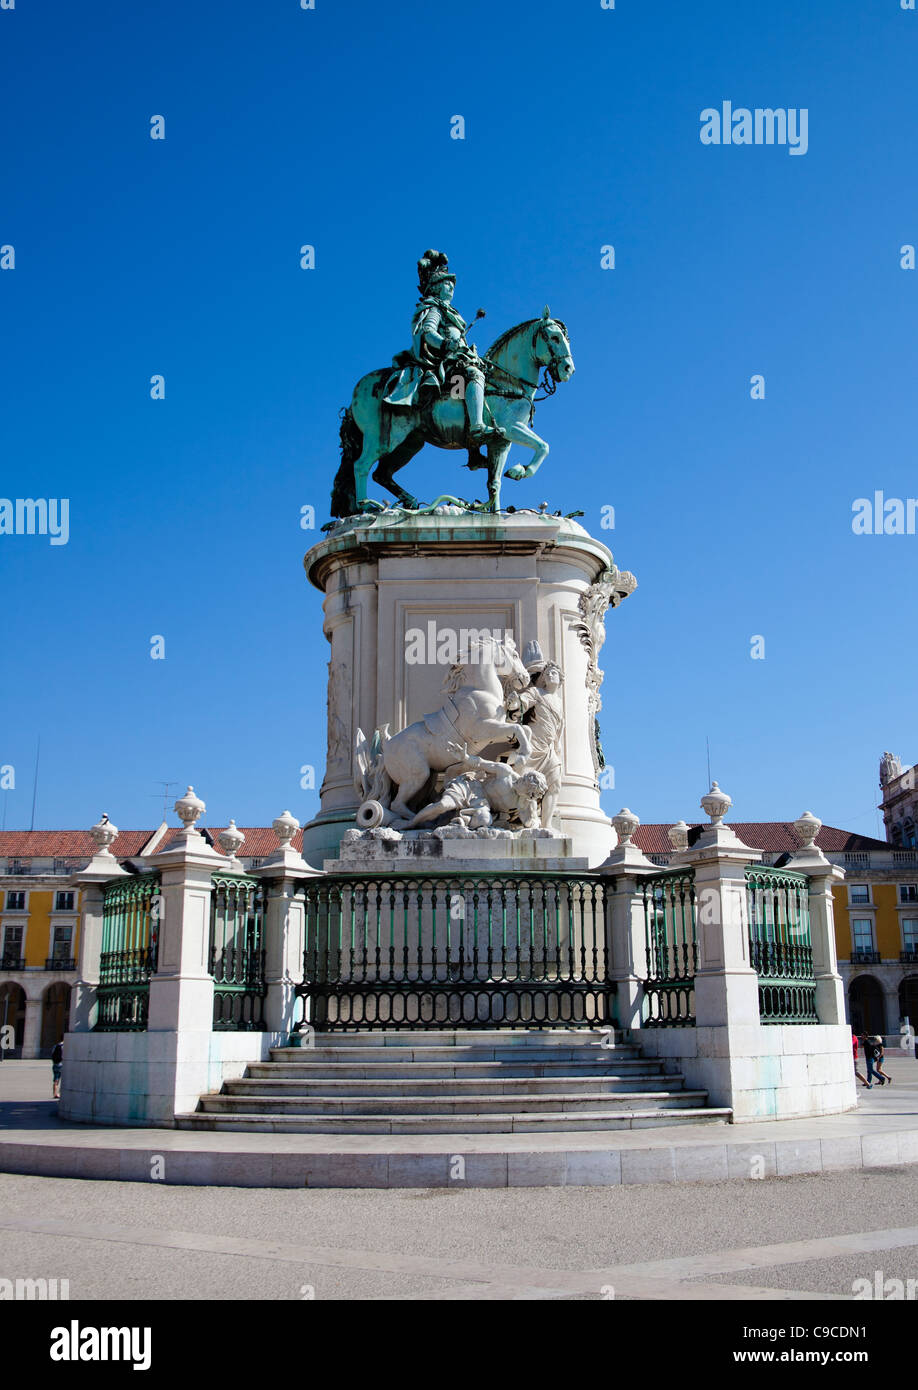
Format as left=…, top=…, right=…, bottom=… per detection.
left=861, top=1033, right=883, bottom=1088
left=852, top=1032, right=869, bottom=1088
left=51, top=1038, right=63, bottom=1100
left=872, top=1035, right=892, bottom=1085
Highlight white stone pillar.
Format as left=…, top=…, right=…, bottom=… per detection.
left=786, top=812, right=847, bottom=1027
left=138, top=789, right=226, bottom=1119
left=22, top=997, right=42, bottom=1059
left=69, top=814, right=129, bottom=1033
left=259, top=811, right=317, bottom=1036
left=148, top=820, right=222, bottom=1036
left=685, top=837, right=762, bottom=1030
left=261, top=875, right=310, bottom=1035
left=601, top=809, right=657, bottom=1031
left=650, top=786, right=765, bottom=1112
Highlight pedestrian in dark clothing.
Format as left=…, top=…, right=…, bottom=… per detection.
left=51, top=1039, right=63, bottom=1100
left=861, top=1034, right=884, bottom=1087
left=871, top=1035, right=891, bottom=1085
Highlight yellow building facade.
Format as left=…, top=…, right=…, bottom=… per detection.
left=0, top=881, right=81, bottom=1057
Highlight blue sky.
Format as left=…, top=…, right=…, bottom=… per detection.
left=1, top=0, right=915, bottom=840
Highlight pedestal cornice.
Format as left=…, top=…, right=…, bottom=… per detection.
left=304, top=510, right=617, bottom=593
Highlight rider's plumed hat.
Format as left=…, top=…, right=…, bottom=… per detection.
left=418, top=248, right=456, bottom=295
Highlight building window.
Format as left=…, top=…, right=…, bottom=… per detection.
left=905, top=822, right=917, bottom=849
left=49, top=926, right=73, bottom=965
left=7, top=859, right=30, bottom=876
left=54, top=891, right=75, bottom=912
left=5, top=891, right=26, bottom=911
left=900, top=884, right=918, bottom=904
left=1, top=926, right=24, bottom=965
left=903, top=920, right=918, bottom=952
left=849, top=884, right=870, bottom=904
left=852, top=919, right=875, bottom=953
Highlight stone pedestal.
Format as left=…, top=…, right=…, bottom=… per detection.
left=301, top=510, right=635, bottom=868
left=327, top=826, right=588, bottom=875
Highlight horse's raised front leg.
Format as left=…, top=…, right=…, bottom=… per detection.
left=503, top=420, right=549, bottom=481
left=472, top=718, right=532, bottom=765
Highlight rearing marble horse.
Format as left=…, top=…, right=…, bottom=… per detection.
left=358, top=635, right=532, bottom=826
left=330, top=308, right=574, bottom=516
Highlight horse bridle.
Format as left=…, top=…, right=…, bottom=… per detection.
left=482, top=319, right=570, bottom=402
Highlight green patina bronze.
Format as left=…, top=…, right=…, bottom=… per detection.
left=330, top=250, right=575, bottom=518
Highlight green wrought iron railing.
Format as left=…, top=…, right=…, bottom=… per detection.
left=641, top=869, right=696, bottom=1027
left=745, top=866, right=818, bottom=1024
left=96, top=874, right=161, bottom=1031
left=297, top=872, right=611, bottom=1030
left=209, top=874, right=267, bottom=1030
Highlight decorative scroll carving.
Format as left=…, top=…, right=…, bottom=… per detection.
left=573, top=566, right=637, bottom=778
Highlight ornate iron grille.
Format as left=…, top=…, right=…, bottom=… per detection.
left=641, top=869, right=696, bottom=1026
left=745, top=866, right=818, bottom=1023
left=296, top=872, right=610, bottom=1030
left=209, top=874, right=267, bottom=1030
left=96, top=874, right=161, bottom=1031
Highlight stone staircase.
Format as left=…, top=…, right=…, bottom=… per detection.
left=179, top=1030, right=731, bottom=1134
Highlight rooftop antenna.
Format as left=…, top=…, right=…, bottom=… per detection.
left=149, top=781, right=181, bottom=821
left=29, top=735, right=40, bottom=832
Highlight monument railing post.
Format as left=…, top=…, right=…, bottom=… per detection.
left=69, top=814, right=130, bottom=1034
left=147, top=834, right=221, bottom=1036
left=69, top=881, right=106, bottom=1033
left=785, top=814, right=847, bottom=1027
left=600, top=811, right=658, bottom=1033
left=259, top=811, right=317, bottom=1037
left=682, top=829, right=762, bottom=1031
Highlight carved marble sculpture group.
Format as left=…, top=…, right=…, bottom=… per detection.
left=353, top=637, right=564, bottom=839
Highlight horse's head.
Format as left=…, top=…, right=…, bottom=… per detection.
left=445, top=633, right=522, bottom=692
left=491, top=635, right=530, bottom=690
left=485, top=311, right=574, bottom=393
left=534, top=305, right=574, bottom=383
left=443, top=633, right=529, bottom=693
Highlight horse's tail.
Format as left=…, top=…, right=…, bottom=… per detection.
left=330, top=406, right=362, bottom=518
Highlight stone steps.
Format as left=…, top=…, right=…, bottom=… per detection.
left=188, top=1028, right=731, bottom=1136
left=244, top=1060, right=664, bottom=1080
left=263, top=1047, right=644, bottom=1066
left=178, top=1107, right=732, bottom=1135
left=224, top=1074, right=681, bottom=1097
left=271, top=1030, right=620, bottom=1050
left=201, top=1089, right=707, bottom=1116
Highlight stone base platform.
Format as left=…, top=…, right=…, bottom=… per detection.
left=2, top=1056, right=917, bottom=1189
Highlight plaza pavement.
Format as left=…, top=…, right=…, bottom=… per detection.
left=1, top=1056, right=918, bottom=1299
